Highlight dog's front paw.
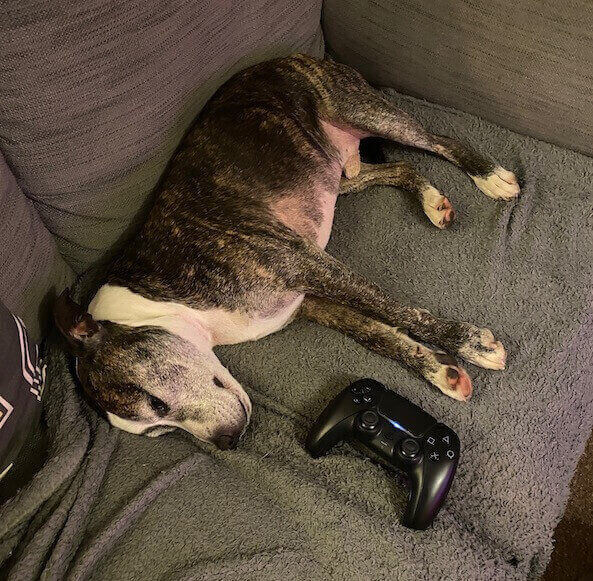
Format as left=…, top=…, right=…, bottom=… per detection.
left=457, top=325, right=507, bottom=370
left=426, top=352, right=472, bottom=401
left=471, top=166, right=520, bottom=200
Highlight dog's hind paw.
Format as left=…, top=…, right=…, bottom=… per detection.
left=457, top=326, right=507, bottom=370
left=421, top=186, right=456, bottom=229
left=471, top=166, right=520, bottom=200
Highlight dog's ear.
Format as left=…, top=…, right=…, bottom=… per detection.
left=54, top=289, right=104, bottom=354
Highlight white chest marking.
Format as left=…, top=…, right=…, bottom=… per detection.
left=87, top=284, right=303, bottom=348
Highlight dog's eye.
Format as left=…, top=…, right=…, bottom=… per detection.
left=213, top=376, right=224, bottom=388
left=148, top=394, right=169, bottom=416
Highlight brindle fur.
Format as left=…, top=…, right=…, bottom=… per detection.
left=57, top=54, right=512, bottom=441
left=105, top=55, right=496, bottom=344
left=106, top=56, right=494, bottom=312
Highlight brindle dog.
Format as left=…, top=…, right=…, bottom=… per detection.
left=55, top=55, right=517, bottom=449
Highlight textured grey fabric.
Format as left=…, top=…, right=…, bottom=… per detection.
left=322, top=0, right=593, bottom=157
left=0, top=0, right=324, bottom=274
left=0, top=152, right=74, bottom=341
left=1, top=90, right=592, bottom=580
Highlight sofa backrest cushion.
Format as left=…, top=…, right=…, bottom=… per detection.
left=322, top=0, right=593, bottom=157
left=0, top=153, right=74, bottom=340
left=0, top=1, right=324, bottom=273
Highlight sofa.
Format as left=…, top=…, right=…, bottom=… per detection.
left=1, top=1, right=592, bottom=579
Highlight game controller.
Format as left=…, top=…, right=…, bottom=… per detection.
left=306, top=379, right=460, bottom=530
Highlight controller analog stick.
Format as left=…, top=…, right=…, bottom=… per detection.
left=399, top=438, right=421, bottom=458
left=359, top=410, right=380, bottom=430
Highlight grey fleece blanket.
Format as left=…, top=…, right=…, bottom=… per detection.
left=1, top=91, right=592, bottom=581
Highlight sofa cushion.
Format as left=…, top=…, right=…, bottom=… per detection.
left=322, top=0, right=593, bottom=157
left=0, top=152, right=73, bottom=340
left=0, top=0, right=324, bottom=273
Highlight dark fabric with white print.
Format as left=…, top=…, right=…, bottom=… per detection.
left=0, top=300, right=44, bottom=484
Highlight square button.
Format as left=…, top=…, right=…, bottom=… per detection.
left=426, top=436, right=436, bottom=446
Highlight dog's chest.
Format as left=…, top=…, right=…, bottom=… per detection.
left=89, top=285, right=304, bottom=348
left=200, top=293, right=305, bottom=345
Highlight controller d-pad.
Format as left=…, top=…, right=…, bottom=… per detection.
left=352, top=394, right=375, bottom=405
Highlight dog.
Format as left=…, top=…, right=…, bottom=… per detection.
left=54, top=55, right=517, bottom=449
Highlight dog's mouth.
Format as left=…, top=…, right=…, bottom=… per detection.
left=215, top=392, right=251, bottom=450
left=215, top=433, right=241, bottom=450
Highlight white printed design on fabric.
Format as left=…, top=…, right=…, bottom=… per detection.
left=0, top=395, right=14, bottom=430
left=11, top=314, right=46, bottom=401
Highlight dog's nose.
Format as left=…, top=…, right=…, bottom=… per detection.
left=214, top=433, right=241, bottom=450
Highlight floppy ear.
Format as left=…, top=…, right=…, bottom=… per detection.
left=54, top=289, right=104, bottom=354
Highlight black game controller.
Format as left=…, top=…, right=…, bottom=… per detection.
left=306, top=379, right=460, bottom=530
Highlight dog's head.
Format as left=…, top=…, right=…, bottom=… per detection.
left=54, top=291, right=251, bottom=449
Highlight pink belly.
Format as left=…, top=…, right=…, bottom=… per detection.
left=271, top=121, right=362, bottom=249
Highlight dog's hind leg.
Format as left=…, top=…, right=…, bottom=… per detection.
left=299, top=296, right=472, bottom=400
left=339, top=162, right=455, bottom=229
left=293, top=56, right=520, bottom=200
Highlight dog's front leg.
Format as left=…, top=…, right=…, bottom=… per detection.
left=292, top=241, right=506, bottom=373
left=299, top=296, right=472, bottom=400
